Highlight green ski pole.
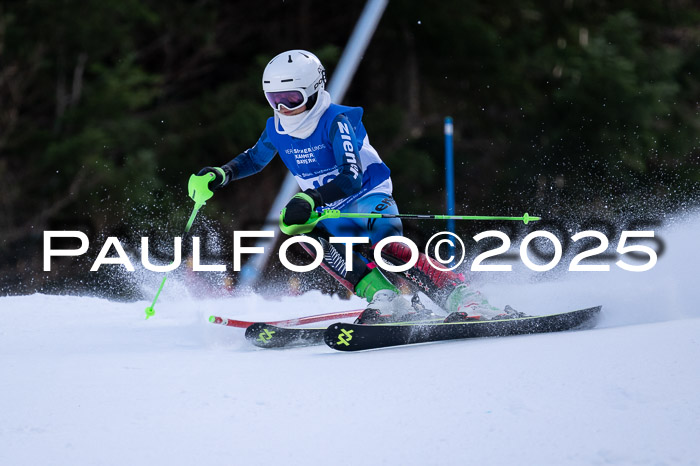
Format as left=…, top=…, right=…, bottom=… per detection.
left=144, top=172, right=216, bottom=319
left=280, top=210, right=541, bottom=236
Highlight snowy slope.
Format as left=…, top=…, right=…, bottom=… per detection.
left=1, top=214, right=700, bottom=465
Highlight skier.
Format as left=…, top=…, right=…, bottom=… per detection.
left=197, top=50, right=516, bottom=322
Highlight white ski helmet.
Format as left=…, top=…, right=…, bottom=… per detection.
left=262, top=50, right=326, bottom=111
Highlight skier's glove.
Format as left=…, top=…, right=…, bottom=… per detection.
left=282, top=189, right=324, bottom=225
left=197, top=166, right=231, bottom=190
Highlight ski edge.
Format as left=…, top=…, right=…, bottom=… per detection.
left=208, top=308, right=363, bottom=329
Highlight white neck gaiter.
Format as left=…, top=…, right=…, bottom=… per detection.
left=274, top=90, right=332, bottom=139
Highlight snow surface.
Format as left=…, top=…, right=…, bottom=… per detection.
left=2, top=215, right=700, bottom=465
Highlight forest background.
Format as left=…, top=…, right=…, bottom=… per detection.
left=1, top=0, right=698, bottom=298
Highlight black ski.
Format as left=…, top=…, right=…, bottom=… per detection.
left=244, top=316, right=446, bottom=349
left=324, top=306, right=602, bottom=351
left=244, top=323, right=325, bottom=348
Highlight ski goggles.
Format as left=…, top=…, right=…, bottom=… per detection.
left=264, top=90, right=307, bottom=111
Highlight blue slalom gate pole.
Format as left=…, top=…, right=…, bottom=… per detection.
left=444, top=117, right=456, bottom=230
left=444, top=117, right=456, bottom=264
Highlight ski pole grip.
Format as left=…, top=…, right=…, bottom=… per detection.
left=188, top=173, right=216, bottom=205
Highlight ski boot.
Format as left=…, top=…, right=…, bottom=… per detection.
left=443, top=284, right=527, bottom=322
left=356, top=290, right=419, bottom=324
left=490, top=305, right=529, bottom=320
left=353, top=269, right=433, bottom=324
left=443, top=311, right=481, bottom=323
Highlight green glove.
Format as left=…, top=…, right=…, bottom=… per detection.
left=281, top=189, right=324, bottom=226
left=196, top=166, right=231, bottom=190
